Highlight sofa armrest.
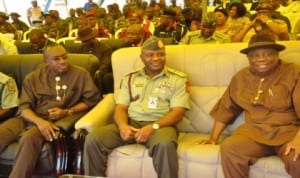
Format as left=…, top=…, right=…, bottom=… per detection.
left=54, top=112, right=87, bottom=133
left=75, top=93, right=115, bottom=132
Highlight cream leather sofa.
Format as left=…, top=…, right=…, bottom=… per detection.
left=75, top=41, right=300, bottom=178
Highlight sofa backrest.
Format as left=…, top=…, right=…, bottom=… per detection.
left=0, top=54, right=100, bottom=91
left=112, top=41, right=300, bottom=134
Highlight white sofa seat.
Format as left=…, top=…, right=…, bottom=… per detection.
left=75, top=41, right=300, bottom=178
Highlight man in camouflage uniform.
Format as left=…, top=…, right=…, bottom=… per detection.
left=10, top=12, right=29, bottom=33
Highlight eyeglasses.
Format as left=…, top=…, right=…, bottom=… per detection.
left=247, top=51, right=277, bottom=61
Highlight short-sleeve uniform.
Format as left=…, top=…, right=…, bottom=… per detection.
left=0, top=72, right=18, bottom=110
left=116, top=66, right=190, bottom=121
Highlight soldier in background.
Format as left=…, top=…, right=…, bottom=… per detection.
left=10, top=12, right=29, bottom=33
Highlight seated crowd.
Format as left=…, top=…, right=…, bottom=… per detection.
left=0, top=0, right=300, bottom=177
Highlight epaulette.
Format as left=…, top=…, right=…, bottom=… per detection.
left=0, top=72, right=11, bottom=84
left=167, top=68, right=186, bottom=77
left=124, top=70, right=140, bottom=77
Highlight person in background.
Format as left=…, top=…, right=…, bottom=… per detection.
left=49, top=10, right=69, bottom=39
left=293, top=18, right=300, bottom=40
left=84, top=0, right=98, bottom=11
left=0, top=72, right=18, bottom=122
left=40, top=13, right=58, bottom=39
left=65, top=8, right=79, bottom=30
left=232, top=3, right=289, bottom=42
left=27, top=0, right=43, bottom=27
left=0, top=43, right=100, bottom=178
left=0, top=33, right=18, bottom=54
left=214, top=6, right=233, bottom=38
left=9, top=12, right=29, bottom=33
left=83, top=36, right=190, bottom=178
left=29, top=29, right=55, bottom=53
left=0, top=12, right=17, bottom=38
left=200, top=33, right=300, bottom=178
left=154, top=9, right=187, bottom=45
left=126, top=23, right=147, bottom=47
left=77, top=26, right=113, bottom=95
left=179, top=12, right=230, bottom=45
left=227, top=2, right=250, bottom=41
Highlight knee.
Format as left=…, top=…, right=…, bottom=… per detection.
left=84, top=131, right=104, bottom=150
left=220, top=138, right=238, bottom=156
left=155, top=140, right=177, bottom=151
left=18, top=133, right=43, bottom=149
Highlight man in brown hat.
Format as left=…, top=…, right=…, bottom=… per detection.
left=10, top=12, right=29, bottom=33
left=83, top=36, right=190, bottom=178
left=200, top=33, right=300, bottom=178
left=77, top=25, right=113, bottom=95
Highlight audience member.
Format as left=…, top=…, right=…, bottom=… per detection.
left=27, top=0, right=43, bottom=26
left=154, top=9, right=187, bottom=45
left=293, top=18, right=300, bottom=40
left=49, top=10, right=69, bottom=39
left=0, top=72, right=18, bottom=122
left=179, top=13, right=230, bottom=44
left=0, top=43, right=100, bottom=178
left=126, top=23, right=147, bottom=46
left=83, top=36, right=190, bottom=178
left=200, top=33, right=300, bottom=178
left=232, top=3, right=289, bottom=42
left=0, top=33, right=18, bottom=54
left=9, top=12, right=29, bottom=33
left=40, top=13, right=58, bottom=39
left=0, top=12, right=17, bottom=37
left=29, top=29, right=55, bottom=53
left=227, top=2, right=250, bottom=41
left=65, top=8, right=79, bottom=30
left=83, top=0, right=98, bottom=11
left=214, top=6, right=233, bottom=38
left=84, top=10, right=110, bottom=38
left=77, top=26, right=113, bottom=95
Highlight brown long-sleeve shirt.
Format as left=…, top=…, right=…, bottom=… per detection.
left=19, top=64, right=100, bottom=119
left=211, top=60, right=300, bottom=146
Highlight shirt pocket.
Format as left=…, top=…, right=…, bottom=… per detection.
left=266, top=85, right=291, bottom=110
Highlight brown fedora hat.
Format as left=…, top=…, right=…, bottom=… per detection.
left=240, top=33, right=285, bottom=54
left=77, top=26, right=97, bottom=41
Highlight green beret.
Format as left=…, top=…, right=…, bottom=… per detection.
left=142, top=37, right=165, bottom=51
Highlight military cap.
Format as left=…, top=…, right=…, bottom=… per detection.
left=141, top=37, right=165, bottom=51
left=9, top=12, right=21, bottom=17
left=201, top=12, right=216, bottom=27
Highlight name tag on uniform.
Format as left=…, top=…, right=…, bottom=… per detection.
left=148, top=96, right=158, bottom=109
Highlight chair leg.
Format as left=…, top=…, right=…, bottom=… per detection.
left=72, top=129, right=88, bottom=175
